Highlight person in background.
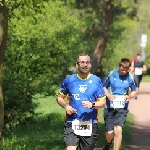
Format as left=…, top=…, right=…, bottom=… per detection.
left=133, top=53, right=147, bottom=99
left=130, top=57, right=135, bottom=75
left=56, top=54, right=106, bottom=150
left=102, top=58, right=137, bottom=150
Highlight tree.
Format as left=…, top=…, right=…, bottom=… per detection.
left=3, top=0, right=83, bottom=131
left=0, top=0, right=8, bottom=149
left=72, top=0, right=141, bottom=75
left=91, top=0, right=112, bottom=74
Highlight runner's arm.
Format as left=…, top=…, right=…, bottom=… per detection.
left=94, top=97, right=106, bottom=109
left=56, top=94, right=77, bottom=114
left=56, top=94, right=68, bottom=109
left=81, top=97, right=106, bottom=109
left=142, top=64, right=147, bottom=72
left=103, top=87, right=116, bottom=100
left=125, top=90, right=137, bottom=101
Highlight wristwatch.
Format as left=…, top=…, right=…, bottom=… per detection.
left=92, top=102, right=95, bottom=108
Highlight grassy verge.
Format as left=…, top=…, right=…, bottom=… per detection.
left=3, top=96, right=134, bottom=150
left=142, top=75, right=150, bottom=82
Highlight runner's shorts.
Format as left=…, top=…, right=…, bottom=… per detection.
left=64, top=121, right=98, bottom=150
left=104, top=108, right=129, bottom=131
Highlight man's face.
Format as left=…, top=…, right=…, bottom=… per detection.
left=76, top=56, right=91, bottom=74
left=136, top=55, right=141, bottom=62
left=119, top=65, right=129, bottom=75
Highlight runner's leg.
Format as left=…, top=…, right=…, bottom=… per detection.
left=134, top=75, right=139, bottom=99
left=64, top=122, right=78, bottom=150
left=103, top=109, right=114, bottom=150
left=113, top=125, right=122, bottom=150
left=113, top=108, right=128, bottom=150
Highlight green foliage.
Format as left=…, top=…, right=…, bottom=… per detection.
left=3, top=0, right=84, bottom=130
left=3, top=96, right=65, bottom=150
left=3, top=95, right=134, bottom=149
left=3, top=0, right=149, bottom=133
left=145, top=53, right=150, bottom=75
left=62, top=0, right=141, bottom=76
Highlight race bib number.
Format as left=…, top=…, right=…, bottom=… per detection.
left=135, top=67, right=142, bottom=75
left=72, top=119, right=92, bottom=136
left=110, top=95, right=125, bottom=108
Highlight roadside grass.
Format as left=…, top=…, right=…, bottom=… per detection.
left=3, top=96, right=134, bottom=150
left=142, top=75, right=150, bottom=82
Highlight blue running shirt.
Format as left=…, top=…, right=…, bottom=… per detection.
left=59, top=73, right=106, bottom=124
left=103, top=69, right=136, bottom=108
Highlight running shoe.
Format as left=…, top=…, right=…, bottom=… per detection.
left=103, top=144, right=110, bottom=150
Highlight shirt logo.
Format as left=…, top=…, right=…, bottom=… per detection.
left=72, top=94, right=80, bottom=100
left=89, top=80, right=92, bottom=83
left=79, top=85, right=87, bottom=93
left=121, top=80, right=127, bottom=83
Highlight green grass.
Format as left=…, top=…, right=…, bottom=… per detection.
left=142, top=75, right=150, bottom=82
left=3, top=96, right=134, bottom=150
left=3, top=96, right=66, bottom=150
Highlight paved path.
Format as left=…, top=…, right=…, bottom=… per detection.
left=127, top=82, right=150, bottom=150
left=94, top=82, right=150, bottom=150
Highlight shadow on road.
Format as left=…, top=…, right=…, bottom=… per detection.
left=127, top=120, right=150, bottom=149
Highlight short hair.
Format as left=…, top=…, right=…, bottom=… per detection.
left=136, top=53, right=141, bottom=57
left=76, top=54, right=90, bottom=62
left=119, top=58, right=131, bottom=68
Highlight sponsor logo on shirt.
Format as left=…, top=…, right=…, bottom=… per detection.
left=89, top=80, right=92, bottom=83
left=72, top=94, right=80, bottom=100
left=79, top=85, right=87, bottom=93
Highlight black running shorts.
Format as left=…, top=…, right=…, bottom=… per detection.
left=64, top=122, right=98, bottom=150
left=103, top=108, right=129, bottom=131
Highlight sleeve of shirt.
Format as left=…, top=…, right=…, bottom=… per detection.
left=103, top=71, right=111, bottom=88
left=96, top=78, right=106, bottom=101
left=58, top=77, right=69, bottom=98
left=129, top=74, right=137, bottom=91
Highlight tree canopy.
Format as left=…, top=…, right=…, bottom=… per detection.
left=1, top=0, right=150, bottom=133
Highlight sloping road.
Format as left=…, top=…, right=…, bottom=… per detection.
left=127, top=82, right=150, bottom=150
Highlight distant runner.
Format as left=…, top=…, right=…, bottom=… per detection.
left=102, top=58, right=137, bottom=150
left=133, top=53, right=147, bottom=99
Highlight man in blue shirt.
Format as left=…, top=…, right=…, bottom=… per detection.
left=103, top=58, right=137, bottom=150
left=56, top=54, right=106, bottom=150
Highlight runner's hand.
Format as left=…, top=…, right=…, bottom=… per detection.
left=81, top=101, right=92, bottom=108
left=107, top=94, right=116, bottom=100
left=64, top=105, right=77, bottom=115
left=124, top=95, right=131, bottom=101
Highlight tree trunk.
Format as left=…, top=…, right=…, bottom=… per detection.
left=0, top=1, right=8, bottom=149
left=91, top=38, right=106, bottom=74
left=91, top=0, right=112, bottom=74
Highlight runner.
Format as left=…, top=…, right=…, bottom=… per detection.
left=56, top=54, right=106, bottom=150
left=130, top=57, right=135, bottom=75
left=133, top=53, right=147, bottom=99
left=102, top=58, right=137, bottom=150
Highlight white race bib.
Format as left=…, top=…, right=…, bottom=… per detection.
left=72, top=119, right=92, bottom=136
left=110, top=95, right=125, bottom=108
left=135, top=67, right=142, bottom=75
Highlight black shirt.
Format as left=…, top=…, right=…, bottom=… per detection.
left=134, top=61, right=144, bottom=68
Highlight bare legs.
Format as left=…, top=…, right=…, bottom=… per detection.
left=105, top=125, right=122, bottom=150
left=113, top=125, right=122, bottom=150
left=66, top=146, right=77, bottom=150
